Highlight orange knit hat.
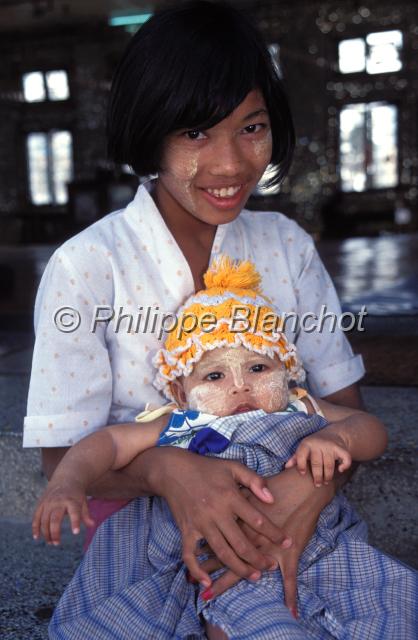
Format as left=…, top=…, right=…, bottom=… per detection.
left=153, top=256, right=305, bottom=400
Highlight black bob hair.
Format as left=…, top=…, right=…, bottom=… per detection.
left=107, top=0, right=295, bottom=188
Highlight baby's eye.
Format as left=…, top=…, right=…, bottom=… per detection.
left=205, top=371, right=224, bottom=381
left=184, top=129, right=206, bottom=140
left=250, top=364, right=267, bottom=373
left=242, top=123, right=266, bottom=135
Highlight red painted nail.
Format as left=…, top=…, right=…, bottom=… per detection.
left=291, top=607, right=298, bottom=619
left=201, top=588, right=214, bottom=601
left=281, top=537, right=292, bottom=549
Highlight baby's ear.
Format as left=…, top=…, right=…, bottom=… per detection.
left=171, top=379, right=187, bottom=409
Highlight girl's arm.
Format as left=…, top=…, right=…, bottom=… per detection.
left=32, top=416, right=166, bottom=544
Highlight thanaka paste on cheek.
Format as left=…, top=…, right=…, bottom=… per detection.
left=187, top=383, right=231, bottom=415
left=183, top=347, right=290, bottom=417
left=161, top=141, right=201, bottom=214
left=251, top=368, right=289, bottom=412
left=251, top=129, right=273, bottom=162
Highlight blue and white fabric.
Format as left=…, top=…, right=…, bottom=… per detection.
left=49, top=409, right=418, bottom=639
left=156, top=401, right=306, bottom=454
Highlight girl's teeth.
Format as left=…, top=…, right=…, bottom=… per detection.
left=206, top=185, right=241, bottom=198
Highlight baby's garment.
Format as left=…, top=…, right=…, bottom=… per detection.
left=49, top=409, right=418, bottom=639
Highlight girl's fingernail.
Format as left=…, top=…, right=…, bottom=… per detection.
left=315, top=483, right=322, bottom=488
left=201, top=578, right=211, bottom=588
left=249, top=571, right=261, bottom=581
left=201, top=588, right=214, bottom=601
left=72, top=527, right=80, bottom=534
left=291, top=607, right=298, bottom=619
left=262, top=488, right=273, bottom=499
left=268, top=562, right=278, bottom=571
left=281, top=537, right=292, bottom=549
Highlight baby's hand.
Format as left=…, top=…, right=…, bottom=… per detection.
left=284, top=431, right=352, bottom=487
left=32, top=480, right=94, bottom=545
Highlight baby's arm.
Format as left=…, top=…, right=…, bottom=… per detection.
left=32, top=415, right=167, bottom=544
left=315, top=399, right=388, bottom=461
left=285, top=398, right=388, bottom=486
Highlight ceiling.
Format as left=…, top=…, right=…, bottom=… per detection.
left=0, top=0, right=162, bottom=32
left=0, top=0, right=258, bottom=32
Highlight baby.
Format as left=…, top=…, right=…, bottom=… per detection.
left=35, top=257, right=417, bottom=640
left=33, top=257, right=382, bottom=545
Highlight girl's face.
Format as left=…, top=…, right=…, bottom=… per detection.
left=154, top=89, right=272, bottom=228
left=172, top=346, right=289, bottom=417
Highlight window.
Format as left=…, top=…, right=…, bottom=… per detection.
left=338, top=30, right=402, bottom=75
left=268, top=44, right=282, bottom=79
left=22, top=70, right=70, bottom=102
left=254, top=164, right=281, bottom=197
left=27, top=130, right=73, bottom=205
left=339, top=102, right=398, bottom=192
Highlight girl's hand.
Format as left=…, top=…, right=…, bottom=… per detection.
left=152, top=448, right=292, bottom=587
left=193, top=467, right=338, bottom=616
left=196, top=503, right=316, bottom=619
left=32, top=480, right=94, bottom=545
left=284, top=431, right=352, bottom=486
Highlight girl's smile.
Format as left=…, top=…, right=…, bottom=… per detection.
left=153, top=89, right=272, bottom=232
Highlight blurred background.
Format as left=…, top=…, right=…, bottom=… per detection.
left=0, top=0, right=418, bottom=327
left=0, top=2, right=417, bottom=638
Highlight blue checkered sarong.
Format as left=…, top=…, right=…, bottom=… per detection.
left=49, top=410, right=418, bottom=639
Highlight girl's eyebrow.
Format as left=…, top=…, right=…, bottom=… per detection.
left=242, top=108, right=269, bottom=122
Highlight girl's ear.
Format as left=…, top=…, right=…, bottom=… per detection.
left=171, top=379, right=187, bottom=409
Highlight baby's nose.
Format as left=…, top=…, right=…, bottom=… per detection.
left=229, top=380, right=251, bottom=394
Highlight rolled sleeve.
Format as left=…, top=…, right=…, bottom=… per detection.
left=23, top=410, right=109, bottom=447
left=23, top=246, right=113, bottom=447
left=306, top=354, right=365, bottom=397
left=292, top=234, right=365, bottom=397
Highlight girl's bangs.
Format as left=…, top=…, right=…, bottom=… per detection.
left=168, top=37, right=263, bottom=132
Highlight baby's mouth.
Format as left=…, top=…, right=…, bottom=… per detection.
left=232, top=403, right=257, bottom=414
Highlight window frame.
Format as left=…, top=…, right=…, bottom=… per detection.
left=337, top=100, right=399, bottom=193
left=26, top=129, right=74, bottom=207
left=22, top=69, right=70, bottom=103
left=337, top=29, right=403, bottom=77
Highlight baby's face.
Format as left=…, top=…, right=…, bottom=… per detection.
left=173, top=345, right=289, bottom=417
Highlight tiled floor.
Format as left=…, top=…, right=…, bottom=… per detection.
left=319, top=232, right=418, bottom=314
left=1, top=232, right=418, bottom=325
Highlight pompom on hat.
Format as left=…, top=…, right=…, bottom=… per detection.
left=153, top=256, right=305, bottom=400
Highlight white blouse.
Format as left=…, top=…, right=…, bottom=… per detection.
left=23, top=180, right=364, bottom=447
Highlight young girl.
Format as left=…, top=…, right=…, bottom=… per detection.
left=24, top=0, right=371, bottom=621
left=34, top=258, right=417, bottom=639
